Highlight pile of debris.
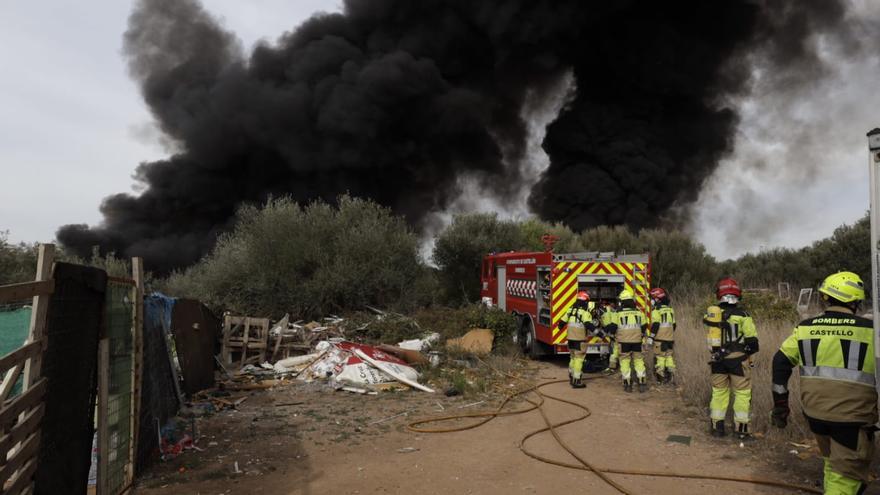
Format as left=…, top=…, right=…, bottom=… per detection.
left=217, top=309, right=501, bottom=397
left=268, top=315, right=347, bottom=360
left=290, top=340, right=434, bottom=393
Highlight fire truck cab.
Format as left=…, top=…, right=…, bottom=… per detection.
left=480, top=250, right=651, bottom=366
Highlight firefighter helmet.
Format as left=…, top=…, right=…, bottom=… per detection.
left=618, top=288, right=635, bottom=301
left=576, top=291, right=590, bottom=302
left=818, top=271, right=865, bottom=304
left=715, top=278, right=741, bottom=299
left=649, top=287, right=667, bottom=302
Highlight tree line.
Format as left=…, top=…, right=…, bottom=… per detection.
left=0, top=199, right=869, bottom=316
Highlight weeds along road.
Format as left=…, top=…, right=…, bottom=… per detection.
left=135, top=359, right=821, bottom=495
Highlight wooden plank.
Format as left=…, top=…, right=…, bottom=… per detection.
left=128, top=257, right=144, bottom=483
left=0, top=343, right=41, bottom=376
left=270, top=314, right=289, bottom=361
left=0, top=365, right=22, bottom=404
left=96, top=338, right=109, bottom=495
left=0, top=281, right=53, bottom=304
left=257, top=320, right=268, bottom=363
left=0, top=431, right=39, bottom=484
left=0, top=404, right=43, bottom=457
left=224, top=342, right=268, bottom=349
left=0, top=380, right=45, bottom=429
left=2, top=456, right=36, bottom=495
left=15, top=480, right=35, bottom=495
left=221, top=316, right=231, bottom=365
left=240, top=318, right=250, bottom=368
left=22, top=244, right=54, bottom=393
left=351, top=348, right=435, bottom=393
left=106, top=276, right=135, bottom=286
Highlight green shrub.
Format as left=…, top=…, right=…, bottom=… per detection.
left=463, top=304, right=518, bottom=342
left=413, top=304, right=516, bottom=341
left=697, top=291, right=799, bottom=323
left=163, top=195, right=432, bottom=318
left=345, top=311, right=426, bottom=344
left=0, top=233, right=37, bottom=285
left=432, top=213, right=525, bottom=303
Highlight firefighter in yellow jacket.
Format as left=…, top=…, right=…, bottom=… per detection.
left=647, top=287, right=676, bottom=384
left=561, top=291, right=595, bottom=389
left=703, top=278, right=758, bottom=439
left=602, top=301, right=619, bottom=375
left=771, top=272, right=875, bottom=495
left=604, top=288, right=649, bottom=392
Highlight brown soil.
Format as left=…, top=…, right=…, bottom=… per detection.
left=133, top=359, right=828, bottom=495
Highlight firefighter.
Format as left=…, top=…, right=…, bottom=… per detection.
left=703, top=278, right=759, bottom=439
left=604, top=289, right=648, bottom=392
left=647, top=287, right=676, bottom=384
left=771, top=272, right=875, bottom=494
left=601, top=301, right=619, bottom=375
left=562, top=291, right=595, bottom=388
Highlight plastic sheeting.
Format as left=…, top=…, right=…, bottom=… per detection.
left=136, top=294, right=180, bottom=470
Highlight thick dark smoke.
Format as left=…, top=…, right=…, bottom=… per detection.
left=58, top=0, right=852, bottom=271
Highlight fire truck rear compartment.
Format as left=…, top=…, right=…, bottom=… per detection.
left=578, top=274, right=625, bottom=305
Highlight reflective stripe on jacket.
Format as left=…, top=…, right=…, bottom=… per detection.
left=650, top=306, right=676, bottom=341
left=614, top=309, right=645, bottom=344
left=779, top=309, right=877, bottom=424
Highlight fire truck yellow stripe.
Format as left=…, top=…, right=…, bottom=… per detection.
left=559, top=262, right=590, bottom=297
left=552, top=262, right=581, bottom=298
left=553, top=271, right=578, bottom=300
left=551, top=263, right=589, bottom=325
left=553, top=332, right=568, bottom=345
left=553, top=263, right=573, bottom=297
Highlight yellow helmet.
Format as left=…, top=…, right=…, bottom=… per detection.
left=818, top=271, right=865, bottom=304
left=618, top=288, right=635, bottom=301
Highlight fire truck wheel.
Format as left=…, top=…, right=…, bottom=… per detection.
left=517, top=317, right=543, bottom=358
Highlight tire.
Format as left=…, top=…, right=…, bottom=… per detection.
left=519, top=317, right=544, bottom=359
left=512, top=314, right=525, bottom=348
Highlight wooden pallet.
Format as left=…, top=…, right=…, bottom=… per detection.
left=221, top=316, right=270, bottom=368
left=0, top=245, right=54, bottom=495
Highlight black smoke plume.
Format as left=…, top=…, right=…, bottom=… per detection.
left=58, top=0, right=851, bottom=271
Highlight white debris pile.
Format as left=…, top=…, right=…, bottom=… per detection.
left=397, top=332, right=440, bottom=351
left=293, top=341, right=434, bottom=393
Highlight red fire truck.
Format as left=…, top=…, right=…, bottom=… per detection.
left=480, top=244, right=651, bottom=364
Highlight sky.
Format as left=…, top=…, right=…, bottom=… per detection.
left=0, top=0, right=877, bottom=261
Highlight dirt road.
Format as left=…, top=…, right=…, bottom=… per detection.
left=135, top=360, right=823, bottom=494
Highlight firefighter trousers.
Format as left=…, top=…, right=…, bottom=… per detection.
left=619, top=342, right=645, bottom=384
left=709, top=356, right=751, bottom=428
left=808, top=416, right=875, bottom=495
left=608, top=341, right=619, bottom=369
left=568, top=340, right=586, bottom=379
left=653, top=340, right=675, bottom=376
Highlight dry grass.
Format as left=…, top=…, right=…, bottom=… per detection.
left=670, top=296, right=813, bottom=442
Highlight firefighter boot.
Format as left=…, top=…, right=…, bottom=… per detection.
left=655, top=370, right=665, bottom=384
left=665, top=371, right=675, bottom=386
left=711, top=420, right=726, bottom=438
left=736, top=423, right=753, bottom=441
left=571, top=377, right=586, bottom=389
left=623, top=380, right=632, bottom=393
left=638, top=378, right=647, bottom=393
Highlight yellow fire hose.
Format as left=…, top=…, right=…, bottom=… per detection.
left=408, top=370, right=820, bottom=495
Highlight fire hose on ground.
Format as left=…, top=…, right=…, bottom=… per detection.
left=407, top=365, right=820, bottom=495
